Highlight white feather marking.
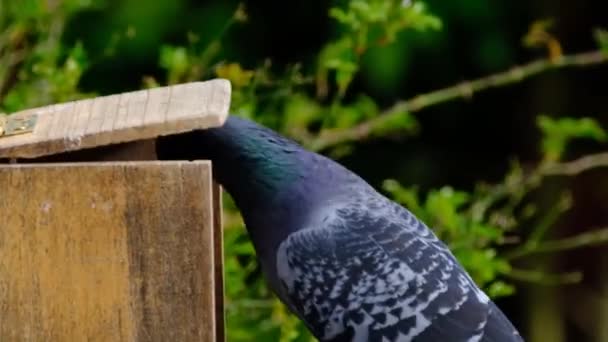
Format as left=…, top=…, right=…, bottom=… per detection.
left=400, top=313, right=432, bottom=340
left=467, top=332, right=484, bottom=342
left=276, top=241, right=296, bottom=291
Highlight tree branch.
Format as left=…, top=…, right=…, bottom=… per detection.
left=544, top=152, right=608, bottom=176
left=310, top=50, right=608, bottom=151
left=506, top=227, right=608, bottom=260
left=504, top=268, right=583, bottom=285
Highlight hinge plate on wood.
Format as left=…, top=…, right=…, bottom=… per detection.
left=0, top=113, right=38, bottom=138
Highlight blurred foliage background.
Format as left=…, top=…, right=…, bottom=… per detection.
left=2, top=0, right=608, bottom=341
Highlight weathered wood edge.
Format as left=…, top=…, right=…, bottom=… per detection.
left=212, top=182, right=225, bottom=342
left=0, top=160, right=210, bottom=169
left=0, top=79, right=231, bottom=159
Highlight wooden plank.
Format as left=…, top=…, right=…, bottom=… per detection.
left=0, top=79, right=231, bottom=159
left=0, top=161, right=217, bottom=341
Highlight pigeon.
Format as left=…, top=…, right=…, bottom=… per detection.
left=156, top=115, right=523, bottom=342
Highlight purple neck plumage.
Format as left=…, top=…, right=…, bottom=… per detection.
left=159, top=116, right=358, bottom=220
left=156, top=115, right=371, bottom=292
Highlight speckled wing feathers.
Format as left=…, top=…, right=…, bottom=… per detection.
left=276, top=196, right=522, bottom=342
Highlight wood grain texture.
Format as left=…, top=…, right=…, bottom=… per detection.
left=0, top=79, right=231, bottom=159
left=212, top=183, right=225, bottom=342
left=0, top=161, right=217, bottom=341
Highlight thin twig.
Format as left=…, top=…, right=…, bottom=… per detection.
left=506, top=227, right=608, bottom=260
left=525, top=192, right=572, bottom=246
left=498, top=155, right=608, bottom=260
left=310, top=50, right=608, bottom=151
left=544, top=152, right=608, bottom=176
left=504, top=268, right=583, bottom=285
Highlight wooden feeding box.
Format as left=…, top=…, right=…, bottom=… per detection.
left=0, top=79, right=230, bottom=341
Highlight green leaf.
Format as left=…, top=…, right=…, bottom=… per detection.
left=215, top=62, right=255, bottom=88
left=382, top=180, right=425, bottom=218
left=425, top=186, right=470, bottom=232
left=329, top=8, right=359, bottom=29
left=538, top=115, right=607, bottom=160
left=370, top=111, right=419, bottom=137
left=159, top=45, right=190, bottom=84
left=317, top=38, right=358, bottom=95
left=593, top=28, right=608, bottom=54
left=283, top=94, right=323, bottom=139
left=486, top=281, right=516, bottom=298
left=470, top=222, right=504, bottom=243
left=323, top=1, right=442, bottom=97
left=399, top=2, right=442, bottom=32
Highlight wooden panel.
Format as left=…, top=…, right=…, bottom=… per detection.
left=0, top=79, right=231, bottom=159
left=0, top=161, right=216, bottom=341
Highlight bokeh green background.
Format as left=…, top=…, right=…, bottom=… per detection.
left=2, top=0, right=608, bottom=341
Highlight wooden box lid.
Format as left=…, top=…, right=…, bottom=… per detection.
left=0, top=79, right=231, bottom=159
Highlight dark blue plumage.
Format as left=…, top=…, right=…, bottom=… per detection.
left=156, top=116, right=523, bottom=342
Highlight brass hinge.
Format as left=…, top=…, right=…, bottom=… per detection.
left=0, top=113, right=38, bottom=138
